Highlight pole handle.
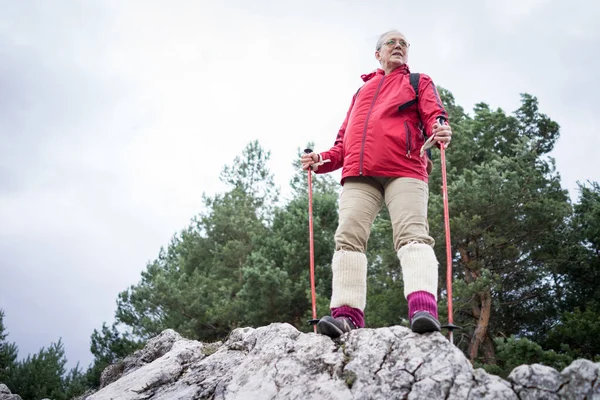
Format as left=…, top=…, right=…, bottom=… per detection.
left=437, top=117, right=448, bottom=149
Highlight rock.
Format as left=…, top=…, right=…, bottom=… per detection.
left=0, top=384, right=23, bottom=400
left=558, top=359, right=600, bottom=399
left=508, top=363, right=564, bottom=399
left=99, top=329, right=183, bottom=388
left=80, top=323, right=600, bottom=400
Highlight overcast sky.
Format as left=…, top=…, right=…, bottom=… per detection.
left=1, top=0, right=599, bottom=370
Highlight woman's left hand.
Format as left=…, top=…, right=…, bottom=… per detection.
left=432, top=122, right=452, bottom=145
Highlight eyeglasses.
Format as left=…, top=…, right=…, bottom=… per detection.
left=383, top=39, right=410, bottom=49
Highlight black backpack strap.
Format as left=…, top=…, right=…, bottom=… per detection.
left=409, top=72, right=420, bottom=97
left=402, top=73, right=432, bottom=160
left=397, top=72, right=420, bottom=112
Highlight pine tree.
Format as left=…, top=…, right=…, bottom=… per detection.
left=114, top=141, right=279, bottom=341
left=428, top=91, right=571, bottom=363
left=0, top=309, right=18, bottom=385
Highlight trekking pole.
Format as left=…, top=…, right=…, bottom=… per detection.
left=420, top=119, right=460, bottom=343
left=437, top=117, right=459, bottom=344
left=304, top=149, right=319, bottom=332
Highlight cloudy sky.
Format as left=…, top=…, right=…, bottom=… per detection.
left=1, top=0, right=599, bottom=370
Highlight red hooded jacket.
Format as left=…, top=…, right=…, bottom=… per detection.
left=317, top=64, right=448, bottom=183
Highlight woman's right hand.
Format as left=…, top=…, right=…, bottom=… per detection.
left=301, top=152, right=320, bottom=171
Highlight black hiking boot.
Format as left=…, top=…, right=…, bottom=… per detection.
left=316, top=316, right=357, bottom=339
left=410, top=311, right=441, bottom=333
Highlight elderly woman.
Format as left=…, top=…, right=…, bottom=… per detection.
left=301, top=30, right=452, bottom=338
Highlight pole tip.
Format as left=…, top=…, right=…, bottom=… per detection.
left=441, top=323, right=461, bottom=331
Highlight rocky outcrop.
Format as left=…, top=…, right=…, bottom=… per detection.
left=79, top=323, right=599, bottom=399
left=0, top=384, right=22, bottom=400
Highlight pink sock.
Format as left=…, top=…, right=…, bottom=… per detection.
left=331, top=305, right=365, bottom=328
left=407, top=291, right=438, bottom=320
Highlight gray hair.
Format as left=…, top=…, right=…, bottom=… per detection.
left=376, top=30, right=406, bottom=51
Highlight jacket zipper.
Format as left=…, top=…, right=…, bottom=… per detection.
left=359, top=75, right=385, bottom=175
left=404, top=121, right=412, bottom=158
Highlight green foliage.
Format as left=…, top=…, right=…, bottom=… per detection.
left=5, top=340, right=71, bottom=400
left=9, top=341, right=65, bottom=400
left=85, top=322, right=142, bottom=388
left=0, top=310, right=88, bottom=399
left=480, top=336, right=573, bottom=378
left=112, top=141, right=340, bottom=345
left=114, top=142, right=276, bottom=342
left=428, top=92, right=572, bottom=361
left=259, top=150, right=340, bottom=328
left=365, top=208, right=407, bottom=328
left=63, top=365, right=89, bottom=399
left=544, top=304, right=600, bottom=360
left=573, top=182, right=600, bottom=252
left=237, top=252, right=293, bottom=325
left=557, top=183, right=600, bottom=307
left=532, top=182, right=600, bottom=360
left=0, top=309, right=18, bottom=384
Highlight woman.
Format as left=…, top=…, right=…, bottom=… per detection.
left=301, top=30, right=453, bottom=338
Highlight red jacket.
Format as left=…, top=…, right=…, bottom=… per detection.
left=317, top=65, right=448, bottom=183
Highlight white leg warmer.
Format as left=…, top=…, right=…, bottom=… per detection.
left=330, top=250, right=368, bottom=310
left=398, top=242, right=439, bottom=300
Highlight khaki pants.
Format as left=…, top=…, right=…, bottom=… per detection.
left=330, top=177, right=439, bottom=309
left=335, top=176, right=434, bottom=252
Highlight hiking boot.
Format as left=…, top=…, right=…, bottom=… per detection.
left=410, top=311, right=441, bottom=333
left=316, top=316, right=356, bottom=338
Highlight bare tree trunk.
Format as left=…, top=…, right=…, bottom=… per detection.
left=482, top=333, right=497, bottom=365
left=458, top=245, right=494, bottom=364
left=469, top=290, right=492, bottom=363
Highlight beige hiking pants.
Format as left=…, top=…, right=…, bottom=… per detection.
left=334, top=176, right=434, bottom=252
left=330, top=176, right=439, bottom=309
